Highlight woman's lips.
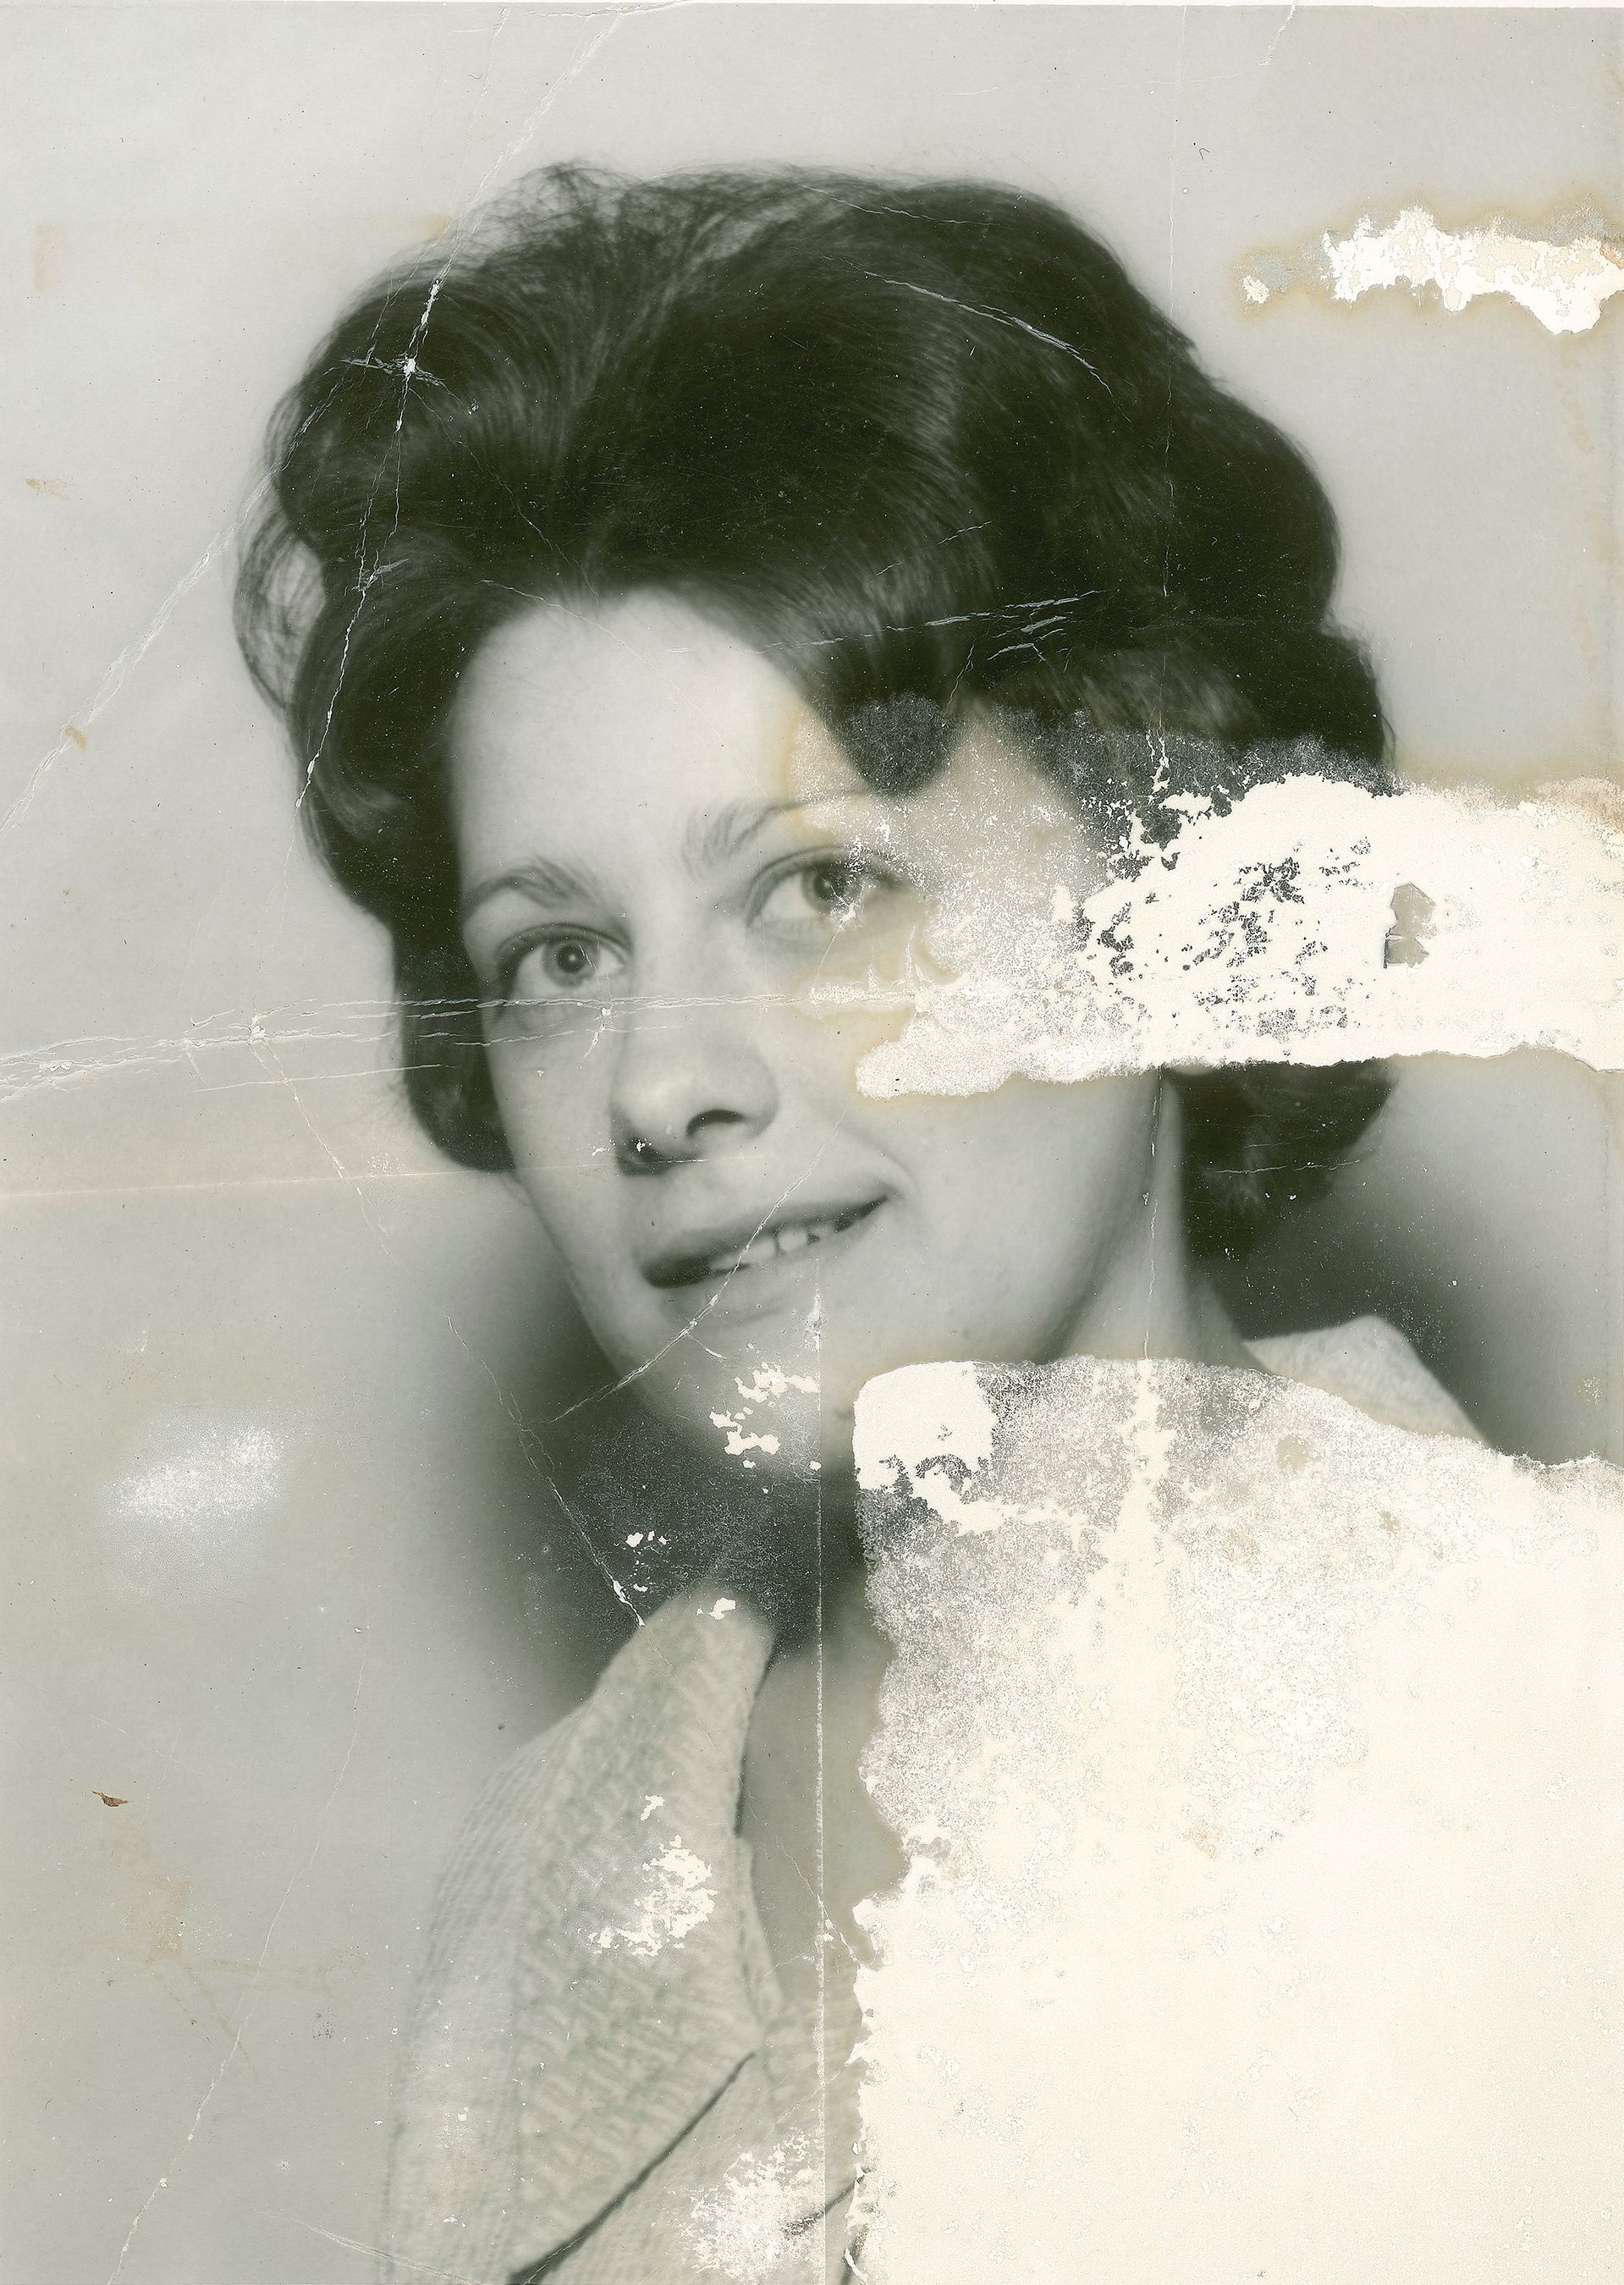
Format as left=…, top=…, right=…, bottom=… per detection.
left=647, top=1198, right=885, bottom=1297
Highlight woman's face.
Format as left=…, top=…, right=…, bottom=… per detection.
left=449, top=593, right=1180, bottom=1477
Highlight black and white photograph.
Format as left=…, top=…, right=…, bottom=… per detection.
left=4, top=7, right=1622, bottom=2282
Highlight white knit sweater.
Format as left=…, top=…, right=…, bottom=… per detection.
left=381, top=1320, right=1478, bottom=2284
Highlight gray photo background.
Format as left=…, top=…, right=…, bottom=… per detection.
left=4, top=7, right=1621, bottom=2278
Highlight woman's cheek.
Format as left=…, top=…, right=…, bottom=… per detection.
left=788, top=988, right=916, bottom=1107
left=488, top=1043, right=602, bottom=1197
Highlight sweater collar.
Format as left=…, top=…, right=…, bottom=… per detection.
left=506, top=1587, right=778, bottom=2269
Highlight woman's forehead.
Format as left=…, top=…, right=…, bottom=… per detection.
left=446, top=589, right=1082, bottom=890
left=447, top=593, right=855, bottom=848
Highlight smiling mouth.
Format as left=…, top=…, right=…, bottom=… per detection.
left=649, top=1199, right=884, bottom=1290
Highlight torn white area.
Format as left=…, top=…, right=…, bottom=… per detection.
left=590, top=1838, right=714, bottom=1960
left=854, top=1360, right=999, bottom=1533
left=8, top=780, right=1621, bottom=1119
left=1243, top=206, right=1624, bottom=334
left=709, top=1412, right=781, bottom=1459
left=1325, top=207, right=1624, bottom=333
left=711, top=1364, right=819, bottom=1463
left=849, top=1357, right=1623, bottom=2280
left=735, top=1365, right=819, bottom=1404
left=685, top=2134, right=829, bottom=2281
left=822, top=774, right=1624, bottom=1095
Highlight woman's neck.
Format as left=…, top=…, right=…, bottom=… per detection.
left=1051, top=1104, right=1254, bottom=1373
left=734, top=1188, right=1254, bottom=2006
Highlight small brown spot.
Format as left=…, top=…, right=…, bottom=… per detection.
left=1379, top=1510, right=1402, bottom=1536
left=33, top=222, right=65, bottom=295
left=1186, top=1820, right=1222, bottom=1859
left=93, top=1791, right=127, bottom=1809
left=63, top=724, right=85, bottom=750
left=1219, top=1525, right=1259, bottom=1567
left=1274, top=1434, right=1312, bottom=1473
left=25, top=476, right=70, bottom=500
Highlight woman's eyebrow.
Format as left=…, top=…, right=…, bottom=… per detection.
left=460, top=855, right=600, bottom=925
left=461, top=792, right=874, bottom=922
left=684, top=790, right=871, bottom=872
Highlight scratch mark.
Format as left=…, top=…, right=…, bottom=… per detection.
left=102, top=1622, right=371, bottom=2283
left=861, top=272, right=1115, bottom=398
left=1262, top=3, right=1296, bottom=71
left=551, top=1127, right=844, bottom=1421
left=3, top=495, right=269, bottom=836
left=250, top=3, right=627, bottom=1036
left=281, top=2214, right=492, bottom=2283
left=6, top=11, right=622, bottom=862
left=246, top=1020, right=641, bottom=1622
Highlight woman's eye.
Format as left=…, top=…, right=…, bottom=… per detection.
left=759, top=854, right=896, bottom=934
left=806, top=859, right=864, bottom=915
left=545, top=938, right=595, bottom=983
left=498, top=932, right=619, bottom=1004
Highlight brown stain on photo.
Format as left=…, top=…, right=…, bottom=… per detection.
left=31, top=220, right=65, bottom=294
left=103, top=1818, right=192, bottom=1969
left=1401, top=755, right=1624, bottom=807
left=97, top=1815, right=341, bottom=2061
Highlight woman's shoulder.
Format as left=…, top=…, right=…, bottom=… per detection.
left=408, top=1693, right=591, bottom=1996
left=422, top=1588, right=773, bottom=1943
left=1247, top=1314, right=1481, bottom=1442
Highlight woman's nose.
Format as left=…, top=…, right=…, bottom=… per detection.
left=608, top=1002, right=780, bottom=1175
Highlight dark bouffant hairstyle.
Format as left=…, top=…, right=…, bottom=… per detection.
left=235, top=164, right=1393, bottom=1262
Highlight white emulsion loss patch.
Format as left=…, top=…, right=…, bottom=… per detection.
left=1241, top=206, right=1624, bottom=333
left=711, top=1363, right=819, bottom=1463
left=685, top=2136, right=832, bottom=2282
left=591, top=1837, right=715, bottom=1960
left=845, top=1356, right=1623, bottom=2282
left=815, top=771, right=1624, bottom=1096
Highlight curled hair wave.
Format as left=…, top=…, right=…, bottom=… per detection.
left=237, top=163, right=1394, bottom=1259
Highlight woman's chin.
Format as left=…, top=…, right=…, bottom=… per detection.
left=639, top=1334, right=990, bottom=1491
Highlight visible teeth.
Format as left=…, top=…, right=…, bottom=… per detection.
left=702, top=1210, right=862, bottom=1278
